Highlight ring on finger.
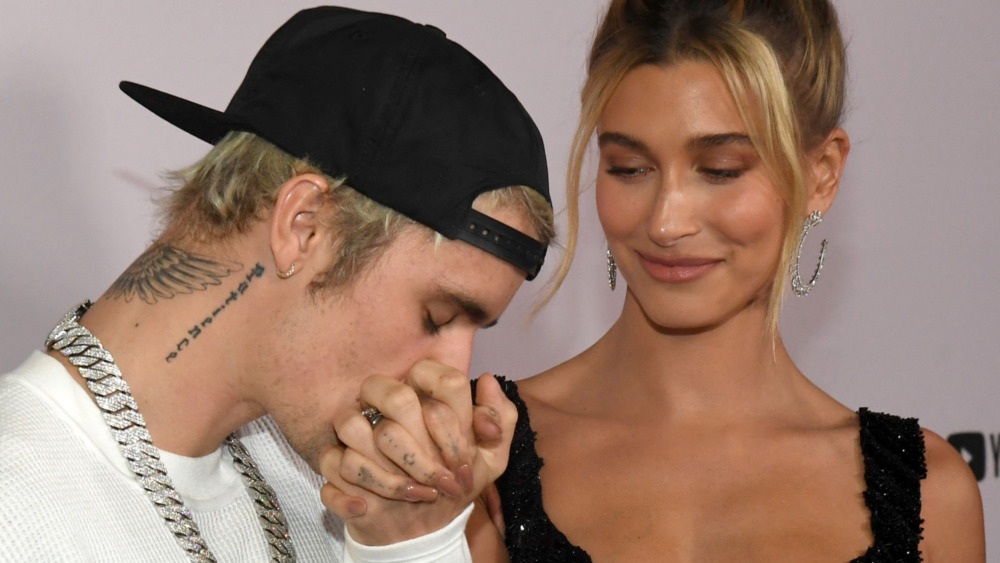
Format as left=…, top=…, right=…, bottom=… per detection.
left=361, top=406, right=384, bottom=428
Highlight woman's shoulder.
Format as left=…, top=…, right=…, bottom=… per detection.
left=857, top=409, right=985, bottom=561
left=505, top=354, right=595, bottom=408
left=918, top=427, right=985, bottom=561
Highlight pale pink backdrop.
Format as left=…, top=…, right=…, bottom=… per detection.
left=2, top=0, right=998, bottom=552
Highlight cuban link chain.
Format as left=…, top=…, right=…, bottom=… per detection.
left=45, top=301, right=296, bottom=562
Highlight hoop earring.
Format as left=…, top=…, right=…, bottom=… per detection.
left=276, top=264, right=296, bottom=279
left=606, top=249, right=617, bottom=291
left=790, top=210, right=827, bottom=297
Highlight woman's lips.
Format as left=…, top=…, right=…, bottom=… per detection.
left=637, top=252, right=720, bottom=283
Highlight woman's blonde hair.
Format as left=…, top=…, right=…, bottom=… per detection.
left=159, top=131, right=554, bottom=290
left=554, top=0, right=845, bottom=336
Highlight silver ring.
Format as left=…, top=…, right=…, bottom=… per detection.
left=361, top=407, right=383, bottom=428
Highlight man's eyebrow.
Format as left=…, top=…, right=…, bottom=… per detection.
left=597, top=131, right=649, bottom=152
left=440, top=290, right=498, bottom=328
left=686, top=132, right=752, bottom=150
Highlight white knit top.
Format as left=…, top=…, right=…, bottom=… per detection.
left=0, top=351, right=344, bottom=562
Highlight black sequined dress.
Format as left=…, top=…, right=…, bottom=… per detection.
left=482, top=377, right=927, bottom=563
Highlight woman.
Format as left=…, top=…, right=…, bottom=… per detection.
left=476, top=0, right=983, bottom=560
left=323, top=0, right=985, bottom=560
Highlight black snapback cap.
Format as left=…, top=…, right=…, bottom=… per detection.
left=120, top=6, right=550, bottom=279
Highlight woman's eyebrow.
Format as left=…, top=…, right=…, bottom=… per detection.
left=598, top=131, right=752, bottom=153
left=686, top=132, right=752, bottom=150
left=597, top=131, right=649, bottom=152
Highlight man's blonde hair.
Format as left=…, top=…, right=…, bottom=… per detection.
left=160, top=131, right=555, bottom=290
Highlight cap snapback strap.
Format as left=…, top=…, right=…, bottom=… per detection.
left=452, top=209, right=546, bottom=281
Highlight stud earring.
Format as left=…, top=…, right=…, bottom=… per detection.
left=276, top=264, right=296, bottom=279
left=790, top=210, right=827, bottom=297
left=606, top=248, right=617, bottom=291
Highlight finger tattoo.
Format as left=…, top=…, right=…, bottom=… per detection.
left=358, top=466, right=376, bottom=487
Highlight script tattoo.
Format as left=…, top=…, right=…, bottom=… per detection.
left=108, top=244, right=241, bottom=304
left=164, top=262, right=266, bottom=363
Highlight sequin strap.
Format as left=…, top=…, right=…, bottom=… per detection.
left=855, top=407, right=927, bottom=562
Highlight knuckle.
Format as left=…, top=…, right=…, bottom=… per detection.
left=382, top=385, right=420, bottom=415
left=337, top=413, right=375, bottom=446
left=422, top=399, right=454, bottom=422
left=317, top=445, right=344, bottom=477
left=437, top=368, right=469, bottom=393
left=338, top=451, right=369, bottom=485
left=497, top=399, right=518, bottom=421
left=319, top=484, right=341, bottom=509
left=410, top=358, right=443, bottom=374
left=359, top=373, right=388, bottom=396
left=409, top=359, right=453, bottom=387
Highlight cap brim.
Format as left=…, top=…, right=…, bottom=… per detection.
left=119, top=81, right=249, bottom=145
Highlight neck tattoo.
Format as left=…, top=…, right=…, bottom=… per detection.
left=45, top=301, right=296, bottom=562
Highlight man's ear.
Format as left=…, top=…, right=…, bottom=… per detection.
left=806, top=127, right=850, bottom=216
left=270, top=173, right=330, bottom=276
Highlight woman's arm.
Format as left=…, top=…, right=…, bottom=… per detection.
left=467, top=494, right=510, bottom=562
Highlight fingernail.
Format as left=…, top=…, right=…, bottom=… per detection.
left=403, top=482, right=438, bottom=502
left=456, top=464, right=473, bottom=492
left=347, top=498, right=367, bottom=517
left=436, top=473, right=462, bottom=497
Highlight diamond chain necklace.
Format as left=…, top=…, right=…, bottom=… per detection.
left=45, top=302, right=296, bottom=562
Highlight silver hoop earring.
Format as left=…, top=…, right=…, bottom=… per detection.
left=606, top=249, right=617, bottom=291
left=790, top=210, right=827, bottom=297
left=276, top=263, right=296, bottom=279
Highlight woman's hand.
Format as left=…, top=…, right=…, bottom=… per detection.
left=319, top=360, right=516, bottom=546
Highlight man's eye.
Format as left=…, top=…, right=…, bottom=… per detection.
left=424, top=310, right=458, bottom=335
left=423, top=312, right=443, bottom=335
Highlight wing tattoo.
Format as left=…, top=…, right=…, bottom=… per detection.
left=107, top=244, right=242, bottom=304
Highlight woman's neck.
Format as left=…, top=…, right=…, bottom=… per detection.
left=573, top=292, right=818, bottom=425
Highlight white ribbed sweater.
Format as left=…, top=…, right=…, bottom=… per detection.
left=0, top=352, right=344, bottom=562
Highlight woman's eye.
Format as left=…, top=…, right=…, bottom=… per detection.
left=606, top=166, right=652, bottom=179
left=700, top=167, right=745, bottom=181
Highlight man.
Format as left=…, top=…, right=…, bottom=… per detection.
left=0, top=6, right=553, bottom=562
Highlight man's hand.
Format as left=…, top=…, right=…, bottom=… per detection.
left=319, top=361, right=516, bottom=546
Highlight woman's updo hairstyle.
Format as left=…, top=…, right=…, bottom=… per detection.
left=555, top=0, right=846, bottom=334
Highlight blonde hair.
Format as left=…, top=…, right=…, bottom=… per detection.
left=159, top=131, right=554, bottom=290
left=556, top=0, right=846, bottom=336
